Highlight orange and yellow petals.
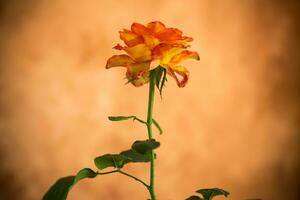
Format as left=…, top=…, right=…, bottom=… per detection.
left=126, top=62, right=150, bottom=87
left=152, top=44, right=185, bottom=65
left=131, top=23, right=152, bottom=35
left=152, top=44, right=183, bottom=59
left=106, top=54, right=135, bottom=69
left=155, top=28, right=183, bottom=42
left=106, top=21, right=199, bottom=88
left=147, top=21, right=166, bottom=33
left=119, top=29, right=144, bottom=47
left=182, top=36, right=193, bottom=42
left=170, top=50, right=200, bottom=65
left=143, top=35, right=160, bottom=49
left=167, top=65, right=190, bottom=87
left=124, top=43, right=152, bottom=62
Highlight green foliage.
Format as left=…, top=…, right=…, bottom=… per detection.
left=94, top=154, right=130, bottom=170
left=186, top=188, right=229, bottom=200
left=120, top=149, right=151, bottom=162
left=108, top=115, right=163, bottom=135
left=94, top=139, right=160, bottom=170
left=186, top=195, right=203, bottom=200
left=153, top=66, right=167, bottom=96
left=152, top=119, right=163, bottom=135
left=42, top=168, right=97, bottom=200
left=108, top=116, right=136, bottom=121
left=132, top=139, right=160, bottom=154
left=196, top=188, right=229, bottom=200
left=108, top=116, right=146, bottom=124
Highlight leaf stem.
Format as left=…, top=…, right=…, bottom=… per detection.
left=97, top=170, right=150, bottom=190
left=133, top=116, right=147, bottom=124
left=118, top=170, right=150, bottom=190
left=147, top=71, right=156, bottom=200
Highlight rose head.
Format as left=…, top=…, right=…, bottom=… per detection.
left=106, top=21, right=200, bottom=87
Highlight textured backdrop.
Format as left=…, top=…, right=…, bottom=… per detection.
left=0, top=0, right=299, bottom=199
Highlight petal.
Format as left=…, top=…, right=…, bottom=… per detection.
left=126, top=62, right=150, bottom=87
left=131, top=23, right=151, bottom=35
left=147, top=21, right=166, bottom=33
left=162, top=36, right=193, bottom=47
left=170, top=50, right=200, bottom=65
left=113, top=44, right=124, bottom=50
left=149, top=59, right=161, bottom=70
left=119, top=29, right=144, bottom=47
left=143, top=35, right=160, bottom=49
left=124, top=43, right=152, bottom=62
left=155, top=28, right=183, bottom=41
left=152, top=44, right=185, bottom=64
left=167, top=65, right=190, bottom=87
left=155, top=27, right=193, bottom=47
left=106, top=55, right=135, bottom=69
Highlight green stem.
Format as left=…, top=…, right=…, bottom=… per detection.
left=118, top=170, right=150, bottom=190
left=147, top=71, right=156, bottom=200
left=97, top=170, right=150, bottom=190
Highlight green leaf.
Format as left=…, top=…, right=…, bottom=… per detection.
left=94, top=140, right=160, bottom=171
left=152, top=118, right=163, bottom=135
left=42, top=168, right=97, bottom=200
left=196, top=188, right=229, bottom=200
left=131, top=139, right=160, bottom=154
left=108, top=115, right=147, bottom=124
left=120, top=149, right=150, bottom=162
left=186, top=195, right=203, bottom=200
left=108, top=116, right=135, bottom=121
left=94, top=154, right=130, bottom=170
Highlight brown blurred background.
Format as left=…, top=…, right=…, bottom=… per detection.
left=0, top=0, right=300, bottom=199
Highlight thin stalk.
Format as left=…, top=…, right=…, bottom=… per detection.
left=118, top=170, right=150, bottom=190
left=97, top=170, right=150, bottom=190
left=147, top=71, right=156, bottom=200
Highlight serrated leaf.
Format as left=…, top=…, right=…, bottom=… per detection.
left=94, top=154, right=130, bottom=170
left=152, top=118, right=163, bottom=135
left=186, top=195, right=203, bottom=200
left=42, top=168, right=97, bottom=200
left=196, top=188, right=229, bottom=200
left=131, top=139, right=160, bottom=154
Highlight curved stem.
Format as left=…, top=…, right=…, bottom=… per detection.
left=118, top=170, right=150, bottom=190
left=97, top=170, right=150, bottom=190
left=147, top=71, right=156, bottom=200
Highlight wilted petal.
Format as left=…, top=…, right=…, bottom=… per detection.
left=167, top=65, right=189, bottom=87
left=124, top=43, right=152, bottom=62
left=106, top=55, right=135, bottom=69
left=147, top=21, right=166, bottom=33
left=170, top=50, right=200, bottom=65
left=119, top=29, right=144, bottom=47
